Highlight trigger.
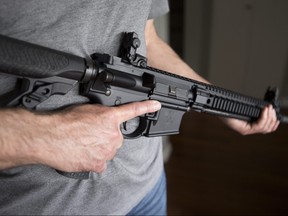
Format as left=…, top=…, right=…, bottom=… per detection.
left=146, top=111, right=160, bottom=121
left=123, top=121, right=127, bottom=131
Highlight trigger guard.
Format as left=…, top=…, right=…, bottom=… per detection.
left=122, top=117, right=148, bottom=139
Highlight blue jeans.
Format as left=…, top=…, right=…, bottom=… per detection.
left=127, top=170, right=167, bottom=216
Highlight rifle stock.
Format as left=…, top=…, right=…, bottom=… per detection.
left=0, top=34, right=86, bottom=80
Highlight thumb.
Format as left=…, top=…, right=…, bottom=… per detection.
left=115, top=100, right=161, bottom=123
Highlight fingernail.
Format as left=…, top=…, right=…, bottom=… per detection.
left=152, top=101, right=161, bottom=110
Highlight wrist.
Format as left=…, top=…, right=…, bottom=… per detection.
left=0, top=109, right=55, bottom=169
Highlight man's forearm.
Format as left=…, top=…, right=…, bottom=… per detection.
left=145, top=20, right=209, bottom=83
left=0, top=109, right=41, bottom=169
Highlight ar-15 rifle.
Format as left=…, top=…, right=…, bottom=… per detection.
left=0, top=32, right=287, bottom=179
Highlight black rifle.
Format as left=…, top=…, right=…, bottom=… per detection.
left=0, top=32, right=287, bottom=179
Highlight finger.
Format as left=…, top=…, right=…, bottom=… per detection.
left=253, top=106, right=269, bottom=133
left=263, top=105, right=274, bottom=132
left=115, top=100, right=161, bottom=123
left=269, top=105, right=277, bottom=128
left=273, top=121, right=280, bottom=131
left=93, top=162, right=107, bottom=173
left=106, top=147, right=118, bottom=161
left=265, top=105, right=277, bottom=132
left=269, top=106, right=280, bottom=132
left=272, top=121, right=280, bottom=131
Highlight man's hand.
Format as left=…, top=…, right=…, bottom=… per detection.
left=222, top=105, right=280, bottom=135
left=0, top=100, right=161, bottom=172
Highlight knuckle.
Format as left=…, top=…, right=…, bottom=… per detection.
left=242, top=129, right=252, bottom=136
left=129, top=103, right=139, bottom=116
left=258, top=124, right=266, bottom=132
left=109, top=130, right=122, bottom=143
left=242, top=131, right=249, bottom=136
left=92, top=161, right=107, bottom=173
left=131, top=102, right=147, bottom=116
left=107, top=149, right=117, bottom=160
left=112, top=129, right=124, bottom=144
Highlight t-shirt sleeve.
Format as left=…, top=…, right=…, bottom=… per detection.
left=148, top=0, right=170, bottom=19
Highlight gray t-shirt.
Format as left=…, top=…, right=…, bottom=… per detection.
left=0, top=0, right=169, bottom=215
